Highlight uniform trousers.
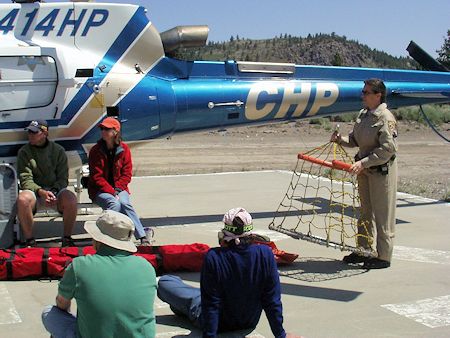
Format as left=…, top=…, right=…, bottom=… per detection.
left=356, top=160, right=397, bottom=262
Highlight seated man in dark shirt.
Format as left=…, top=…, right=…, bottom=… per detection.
left=17, top=120, right=77, bottom=247
left=158, top=207, right=302, bottom=338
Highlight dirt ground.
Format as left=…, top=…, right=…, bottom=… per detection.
left=131, top=120, right=450, bottom=201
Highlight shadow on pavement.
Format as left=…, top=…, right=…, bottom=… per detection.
left=279, top=256, right=368, bottom=283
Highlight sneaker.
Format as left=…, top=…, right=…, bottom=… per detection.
left=140, top=237, right=152, bottom=246
left=343, top=252, right=369, bottom=264
left=143, top=227, right=154, bottom=239
left=61, top=236, right=75, bottom=247
left=363, top=258, right=390, bottom=269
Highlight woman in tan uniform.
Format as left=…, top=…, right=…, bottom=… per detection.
left=331, top=78, right=398, bottom=269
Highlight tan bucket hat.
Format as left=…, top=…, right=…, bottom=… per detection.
left=84, top=210, right=137, bottom=252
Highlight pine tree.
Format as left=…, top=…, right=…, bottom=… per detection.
left=437, top=29, right=450, bottom=69
left=332, top=52, right=343, bottom=66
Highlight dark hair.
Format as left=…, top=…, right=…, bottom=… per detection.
left=220, top=217, right=252, bottom=247
left=364, top=78, right=386, bottom=103
left=232, top=217, right=245, bottom=235
left=114, top=130, right=122, bottom=146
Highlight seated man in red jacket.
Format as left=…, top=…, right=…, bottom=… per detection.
left=158, top=208, right=302, bottom=338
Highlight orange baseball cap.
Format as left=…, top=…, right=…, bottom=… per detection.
left=98, top=117, right=121, bottom=131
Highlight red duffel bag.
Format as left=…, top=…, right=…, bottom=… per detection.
left=0, top=243, right=210, bottom=280
left=0, top=248, right=44, bottom=280
left=46, top=247, right=96, bottom=278
left=0, top=247, right=96, bottom=280
left=158, top=243, right=210, bottom=272
left=135, top=246, right=162, bottom=273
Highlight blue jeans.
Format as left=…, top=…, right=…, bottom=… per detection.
left=42, top=305, right=77, bottom=338
left=95, top=191, right=146, bottom=239
left=157, top=275, right=202, bottom=328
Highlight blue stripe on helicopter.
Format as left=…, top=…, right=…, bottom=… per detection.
left=59, top=6, right=149, bottom=126
left=0, top=6, right=149, bottom=131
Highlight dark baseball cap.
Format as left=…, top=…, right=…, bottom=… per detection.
left=25, top=120, right=48, bottom=133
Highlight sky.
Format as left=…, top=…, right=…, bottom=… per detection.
left=1, top=0, right=449, bottom=58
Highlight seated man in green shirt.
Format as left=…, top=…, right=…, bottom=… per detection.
left=41, top=210, right=157, bottom=338
left=17, top=120, right=77, bottom=247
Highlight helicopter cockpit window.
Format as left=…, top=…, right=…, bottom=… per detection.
left=0, top=56, right=57, bottom=111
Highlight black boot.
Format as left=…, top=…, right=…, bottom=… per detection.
left=363, top=258, right=390, bottom=269
left=61, top=236, right=75, bottom=247
left=343, top=252, right=369, bottom=264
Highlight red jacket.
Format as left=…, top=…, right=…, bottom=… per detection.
left=88, top=140, right=132, bottom=200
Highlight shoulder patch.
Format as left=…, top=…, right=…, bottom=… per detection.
left=388, top=120, right=396, bottom=133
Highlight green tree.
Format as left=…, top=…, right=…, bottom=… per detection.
left=437, top=29, right=450, bottom=69
left=332, top=52, right=343, bottom=66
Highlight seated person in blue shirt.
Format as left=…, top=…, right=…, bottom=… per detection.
left=158, top=207, right=302, bottom=338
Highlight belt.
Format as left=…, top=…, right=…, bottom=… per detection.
left=369, top=154, right=396, bottom=173
left=356, top=154, right=396, bottom=164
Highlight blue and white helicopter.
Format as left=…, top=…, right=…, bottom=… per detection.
left=1, top=1, right=449, bottom=167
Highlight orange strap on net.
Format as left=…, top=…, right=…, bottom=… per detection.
left=297, top=153, right=352, bottom=172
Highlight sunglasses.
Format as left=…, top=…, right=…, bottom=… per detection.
left=362, top=90, right=377, bottom=95
left=100, top=126, right=113, bottom=131
left=27, top=130, right=42, bottom=134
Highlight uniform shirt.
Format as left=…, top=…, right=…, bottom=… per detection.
left=201, top=243, right=286, bottom=338
left=17, top=140, right=68, bottom=193
left=58, top=245, right=156, bottom=338
left=340, top=103, right=398, bottom=168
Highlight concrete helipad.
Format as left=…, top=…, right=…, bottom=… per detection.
left=1, top=171, right=449, bottom=338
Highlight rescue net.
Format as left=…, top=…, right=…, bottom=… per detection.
left=268, top=142, right=373, bottom=255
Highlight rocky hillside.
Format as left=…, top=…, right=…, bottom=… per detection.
left=172, top=33, right=417, bottom=69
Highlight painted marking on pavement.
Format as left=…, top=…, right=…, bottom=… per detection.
left=0, top=284, right=22, bottom=325
left=396, top=192, right=439, bottom=203
left=381, top=295, right=450, bottom=328
left=136, top=170, right=292, bottom=179
left=393, top=246, right=450, bottom=265
left=133, top=172, right=440, bottom=204
left=250, top=229, right=290, bottom=242
left=156, top=223, right=191, bottom=229
left=155, top=330, right=197, bottom=337
left=155, top=328, right=265, bottom=337
left=207, top=228, right=290, bottom=242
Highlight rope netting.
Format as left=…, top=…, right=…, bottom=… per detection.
left=268, top=142, right=373, bottom=255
